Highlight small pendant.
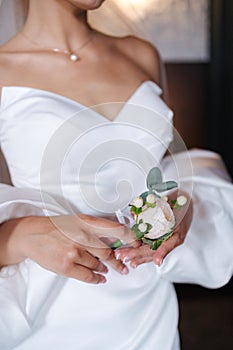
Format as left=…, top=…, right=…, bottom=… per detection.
left=70, top=53, right=79, bottom=62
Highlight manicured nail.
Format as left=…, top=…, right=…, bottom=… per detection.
left=156, top=258, right=163, bottom=266
left=102, top=266, right=108, bottom=274
left=123, top=256, right=129, bottom=264
left=100, top=276, right=107, bottom=284
left=116, top=253, right=121, bottom=260
left=121, top=267, right=129, bottom=275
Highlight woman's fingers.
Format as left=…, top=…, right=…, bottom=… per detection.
left=152, top=227, right=185, bottom=266
left=53, top=214, right=139, bottom=249
left=46, top=216, right=131, bottom=276
left=55, top=246, right=108, bottom=283
left=115, top=224, right=186, bottom=267
left=68, top=264, right=107, bottom=284
left=73, top=249, right=108, bottom=274
left=78, top=214, right=139, bottom=248
left=115, top=245, right=153, bottom=263
left=130, top=257, right=154, bottom=268
left=67, top=226, right=130, bottom=275
left=87, top=246, right=129, bottom=275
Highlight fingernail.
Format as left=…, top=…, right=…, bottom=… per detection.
left=102, top=266, right=108, bottom=274
left=121, top=267, right=129, bottom=275
left=100, top=276, right=107, bottom=284
left=156, top=258, right=163, bottom=267
left=123, top=256, right=129, bottom=264
left=131, top=262, right=137, bottom=269
left=116, top=253, right=121, bottom=260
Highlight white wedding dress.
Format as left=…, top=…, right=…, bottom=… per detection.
left=0, top=81, right=233, bottom=350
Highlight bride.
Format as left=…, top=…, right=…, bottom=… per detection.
left=0, top=1, right=232, bottom=349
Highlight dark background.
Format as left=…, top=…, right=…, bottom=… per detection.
left=165, top=1, right=233, bottom=349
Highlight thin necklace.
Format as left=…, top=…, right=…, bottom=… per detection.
left=20, top=31, right=95, bottom=62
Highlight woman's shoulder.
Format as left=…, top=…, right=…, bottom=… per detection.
left=114, top=35, right=162, bottom=82
left=116, top=35, right=160, bottom=58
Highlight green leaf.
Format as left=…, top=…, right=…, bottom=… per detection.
left=139, top=191, right=149, bottom=202
left=146, top=223, right=153, bottom=231
left=110, top=240, right=123, bottom=249
left=151, top=240, right=162, bottom=250
left=130, top=206, right=142, bottom=215
left=152, top=181, right=177, bottom=192
left=146, top=202, right=156, bottom=208
left=141, top=237, right=154, bottom=248
left=136, top=231, right=145, bottom=240
left=141, top=231, right=174, bottom=250
left=146, top=167, right=162, bottom=190
left=135, top=207, right=142, bottom=215
left=172, top=202, right=183, bottom=210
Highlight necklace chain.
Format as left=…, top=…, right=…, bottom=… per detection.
left=20, top=31, right=95, bottom=62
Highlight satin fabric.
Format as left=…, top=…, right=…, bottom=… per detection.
left=0, top=81, right=232, bottom=350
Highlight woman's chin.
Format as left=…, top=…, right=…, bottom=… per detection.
left=70, top=0, right=105, bottom=11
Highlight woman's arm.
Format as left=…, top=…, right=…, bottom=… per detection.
left=0, top=214, right=138, bottom=283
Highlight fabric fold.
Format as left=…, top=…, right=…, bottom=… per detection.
left=157, top=149, right=233, bottom=287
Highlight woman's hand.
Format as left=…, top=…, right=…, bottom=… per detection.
left=0, top=214, right=138, bottom=284
left=115, top=194, right=193, bottom=268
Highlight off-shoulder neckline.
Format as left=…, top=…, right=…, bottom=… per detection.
left=1, top=80, right=162, bottom=121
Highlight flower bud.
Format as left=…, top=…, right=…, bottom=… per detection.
left=146, top=193, right=156, bottom=204
left=133, top=197, right=144, bottom=208
left=138, top=223, right=148, bottom=233
left=177, top=195, right=187, bottom=206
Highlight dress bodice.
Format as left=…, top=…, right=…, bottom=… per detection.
left=0, top=81, right=232, bottom=350
left=0, top=81, right=173, bottom=215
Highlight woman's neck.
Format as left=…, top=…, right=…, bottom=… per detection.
left=22, top=0, right=93, bottom=52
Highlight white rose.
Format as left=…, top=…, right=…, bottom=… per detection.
left=138, top=198, right=175, bottom=239
left=132, top=197, right=144, bottom=208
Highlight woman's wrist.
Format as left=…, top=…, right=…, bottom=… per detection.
left=0, top=216, right=51, bottom=267
left=15, top=216, right=53, bottom=259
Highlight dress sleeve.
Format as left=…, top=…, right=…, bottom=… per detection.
left=0, top=183, right=68, bottom=279
left=0, top=183, right=67, bottom=224
left=156, top=149, right=233, bottom=288
left=0, top=184, right=66, bottom=347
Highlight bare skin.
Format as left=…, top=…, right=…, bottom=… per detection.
left=0, top=0, right=191, bottom=281
left=0, top=214, right=139, bottom=283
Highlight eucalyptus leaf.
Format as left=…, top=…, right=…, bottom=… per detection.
left=152, top=181, right=177, bottom=192
left=146, top=223, right=153, bottom=231
left=146, top=167, right=162, bottom=190
left=139, top=191, right=149, bottom=202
